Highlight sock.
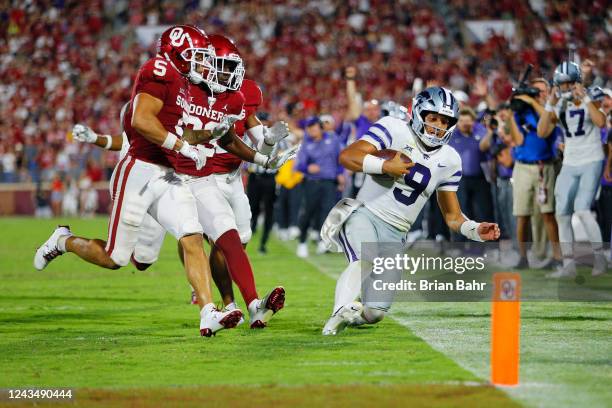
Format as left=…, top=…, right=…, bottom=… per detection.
left=333, top=261, right=362, bottom=315
left=575, top=211, right=604, bottom=252
left=556, top=214, right=574, bottom=266
left=57, top=235, right=69, bottom=253
left=215, top=230, right=258, bottom=306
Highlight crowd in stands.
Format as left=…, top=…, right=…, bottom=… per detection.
left=1, top=1, right=611, bottom=264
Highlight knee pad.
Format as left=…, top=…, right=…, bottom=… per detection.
left=108, top=247, right=131, bottom=267
left=121, top=196, right=147, bottom=228
left=176, top=189, right=204, bottom=238
left=133, top=245, right=159, bottom=266
left=363, top=307, right=386, bottom=324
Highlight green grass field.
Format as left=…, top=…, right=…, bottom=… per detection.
left=0, top=217, right=610, bottom=407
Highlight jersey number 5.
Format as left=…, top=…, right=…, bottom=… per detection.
left=393, top=163, right=431, bottom=206
left=153, top=59, right=168, bottom=77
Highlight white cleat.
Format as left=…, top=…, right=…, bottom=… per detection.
left=33, top=225, right=72, bottom=270
left=592, top=253, right=608, bottom=277
left=222, top=302, right=245, bottom=326
left=296, top=243, right=309, bottom=258
left=199, top=304, right=243, bottom=337
left=248, top=287, right=285, bottom=329
left=546, top=260, right=577, bottom=278
left=322, top=301, right=364, bottom=336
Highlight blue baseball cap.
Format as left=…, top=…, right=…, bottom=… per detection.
left=304, top=116, right=321, bottom=127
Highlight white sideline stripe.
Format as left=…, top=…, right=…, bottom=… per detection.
left=283, top=243, right=537, bottom=407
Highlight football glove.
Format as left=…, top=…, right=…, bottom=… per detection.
left=210, top=114, right=241, bottom=140
left=263, top=121, right=290, bottom=146
left=178, top=142, right=207, bottom=170
left=265, top=144, right=300, bottom=170
left=72, top=124, right=97, bottom=143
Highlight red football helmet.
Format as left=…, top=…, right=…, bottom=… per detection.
left=207, top=34, right=245, bottom=93
left=157, top=24, right=214, bottom=84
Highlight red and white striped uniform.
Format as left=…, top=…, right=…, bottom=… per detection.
left=104, top=56, right=202, bottom=266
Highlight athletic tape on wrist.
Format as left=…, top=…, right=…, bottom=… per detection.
left=362, top=154, right=385, bottom=174
left=103, top=135, right=113, bottom=150
left=162, top=132, right=178, bottom=150
left=460, top=219, right=484, bottom=242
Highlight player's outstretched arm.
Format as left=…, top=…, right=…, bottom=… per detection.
left=218, top=126, right=257, bottom=162
left=72, top=124, right=123, bottom=151
left=338, top=140, right=413, bottom=178
left=437, top=190, right=500, bottom=241
left=218, top=127, right=296, bottom=169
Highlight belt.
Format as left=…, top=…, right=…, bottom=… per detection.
left=517, top=159, right=553, bottom=165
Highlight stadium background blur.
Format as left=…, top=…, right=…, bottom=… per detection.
left=0, top=0, right=611, bottom=257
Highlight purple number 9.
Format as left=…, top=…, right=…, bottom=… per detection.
left=393, top=163, right=431, bottom=206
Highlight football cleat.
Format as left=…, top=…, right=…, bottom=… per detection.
left=199, top=304, right=243, bottom=337
left=248, top=286, right=285, bottom=329
left=592, top=253, right=608, bottom=277
left=34, top=225, right=72, bottom=271
left=222, top=302, right=245, bottom=326
left=546, top=260, right=577, bottom=278
left=322, top=301, right=364, bottom=336
left=190, top=290, right=198, bottom=305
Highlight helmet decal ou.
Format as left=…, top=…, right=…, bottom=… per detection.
left=169, top=27, right=193, bottom=48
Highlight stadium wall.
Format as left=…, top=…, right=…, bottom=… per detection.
left=0, top=183, right=111, bottom=216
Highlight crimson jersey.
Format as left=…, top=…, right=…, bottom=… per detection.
left=207, top=79, right=264, bottom=174
left=124, top=56, right=191, bottom=167
left=172, top=84, right=245, bottom=177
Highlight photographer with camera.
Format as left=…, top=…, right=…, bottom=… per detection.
left=508, top=77, right=563, bottom=270
left=537, top=62, right=608, bottom=277
left=479, top=105, right=517, bottom=249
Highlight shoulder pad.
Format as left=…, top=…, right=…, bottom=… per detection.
left=240, top=79, right=263, bottom=107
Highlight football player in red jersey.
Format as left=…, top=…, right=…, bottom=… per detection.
left=35, top=25, right=243, bottom=337
left=182, top=34, right=292, bottom=328
left=69, top=33, right=295, bottom=328
left=188, top=36, right=291, bottom=323
left=128, top=34, right=295, bottom=328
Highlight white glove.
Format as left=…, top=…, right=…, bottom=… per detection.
left=265, top=144, right=300, bottom=170
left=210, top=114, right=241, bottom=140
left=264, top=121, right=290, bottom=145
left=72, top=124, right=97, bottom=143
left=178, top=142, right=207, bottom=170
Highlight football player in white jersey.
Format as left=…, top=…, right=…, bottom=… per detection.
left=538, top=61, right=608, bottom=277
left=320, top=87, right=500, bottom=335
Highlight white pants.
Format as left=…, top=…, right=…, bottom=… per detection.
left=106, top=156, right=202, bottom=266
left=555, top=160, right=604, bottom=215
left=130, top=171, right=252, bottom=264
left=188, top=173, right=251, bottom=243
left=212, top=172, right=252, bottom=244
